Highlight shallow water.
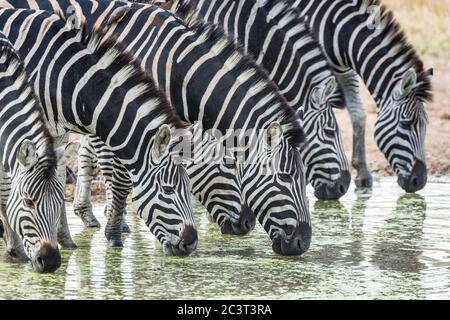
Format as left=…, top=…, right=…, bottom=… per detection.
left=0, top=177, right=449, bottom=299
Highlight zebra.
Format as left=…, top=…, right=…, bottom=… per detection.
left=292, top=0, right=433, bottom=191
left=0, top=8, right=198, bottom=256
left=4, top=0, right=314, bottom=255
left=0, top=31, right=80, bottom=272
left=149, top=0, right=351, bottom=201
left=72, top=0, right=351, bottom=240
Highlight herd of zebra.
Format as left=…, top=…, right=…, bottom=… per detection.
left=0, top=0, right=433, bottom=273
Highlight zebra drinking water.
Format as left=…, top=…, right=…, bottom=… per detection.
left=293, top=0, right=433, bottom=191
left=0, top=8, right=198, bottom=256
left=150, top=0, right=351, bottom=201
left=4, top=0, right=314, bottom=255
left=0, top=31, right=79, bottom=272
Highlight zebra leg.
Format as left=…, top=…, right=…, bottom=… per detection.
left=0, top=219, right=3, bottom=238
left=73, top=136, right=101, bottom=228
left=103, top=156, right=132, bottom=247
left=336, top=70, right=373, bottom=188
left=55, top=134, right=77, bottom=249
left=0, top=165, right=28, bottom=262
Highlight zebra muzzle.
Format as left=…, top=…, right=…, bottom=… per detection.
left=314, top=170, right=351, bottom=200
left=31, top=243, right=61, bottom=273
left=163, top=226, right=198, bottom=257
left=220, top=205, right=256, bottom=236
left=271, top=223, right=312, bottom=256
left=397, top=160, right=427, bottom=193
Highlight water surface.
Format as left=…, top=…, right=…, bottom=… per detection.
left=0, top=177, right=449, bottom=299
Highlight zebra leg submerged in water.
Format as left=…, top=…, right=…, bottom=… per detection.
left=73, top=135, right=102, bottom=228
left=74, top=134, right=133, bottom=233
left=53, top=133, right=80, bottom=249
left=74, top=135, right=132, bottom=242
left=335, top=70, right=373, bottom=188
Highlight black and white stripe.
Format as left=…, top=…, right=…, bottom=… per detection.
left=0, top=8, right=197, bottom=256
left=294, top=0, right=433, bottom=192
left=151, top=0, right=351, bottom=201
left=0, top=31, right=66, bottom=272
left=3, top=0, right=313, bottom=255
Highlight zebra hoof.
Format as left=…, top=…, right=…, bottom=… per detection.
left=355, top=174, right=373, bottom=188
left=74, top=205, right=101, bottom=228
left=80, top=214, right=101, bottom=228
left=108, top=239, right=123, bottom=248
left=59, top=241, right=78, bottom=249
left=58, top=236, right=78, bottom=249
left=84, top=218, right=101, bottom=228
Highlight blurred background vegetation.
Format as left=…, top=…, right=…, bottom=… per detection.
left=383, top=0, right=450, bottom=58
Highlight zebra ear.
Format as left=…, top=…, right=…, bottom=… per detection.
left=64, top=5, right=83, bottom=31
left=312, top=77, right=337, bottom=106
left=107, top=5, right=132, bottom=25
left=56, top=142, right=81, bottom=166
left=265, top=122, right=283, bottom=150
left=424, top=68, right=434, bottom=81
left=17, top=140, right=38, bottom=169
left=400, top=68, right=417, bottom=95
left=154, top=124, right=172, bottom=158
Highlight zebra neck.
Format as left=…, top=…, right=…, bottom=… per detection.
left=191, top=0, right=328, bottom=111
left=0, top=8, right=178, bottom=177
left=296, top=0, right=418, bottom=105
left=0, top=45, right=54, bottom=172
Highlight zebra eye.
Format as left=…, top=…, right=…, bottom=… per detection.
left=23, top=198, right=35, bottom=209
left=278, top=173, right=293, bottom=183
left=162, top=185, right=175, bottom=195
left=323, top=128, right=335, bottom=138
left=400, top=120, right=414, bottom=129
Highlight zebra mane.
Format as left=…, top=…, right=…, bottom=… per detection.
left=361, top=0, right=433, bottom=102
left=77, top=23, right=187, bottom=130
left=0, top=38, right=57, bottom=173
left=149, top=0, right=305, bottom=148
left=261, top=0, right=346, bottom=108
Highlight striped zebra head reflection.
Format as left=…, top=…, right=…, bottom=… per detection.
left=375, top=68, right=433, bottom=193
left=135, top=125, right=197, bottom=256
left=302, top=77, right=350, bottom=200
left=240, top=119, right=311, bottom=256
left=7, top=142, right=79, bottom=273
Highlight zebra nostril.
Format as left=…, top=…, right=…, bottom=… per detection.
left=296, top=238, right=302, bottom=251
left=411, top=176, right=419, bottom=187
left=36, top=256, right=44, bottom=267
left=338, top=183, right=345, bottom=195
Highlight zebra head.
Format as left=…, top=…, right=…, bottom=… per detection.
left=375, top=68, right=433, bottom=193
left=188, top=124, right=256, bottom=236
left=303, top=76, right=351, bottom=200
left=240, top=120, right=311, bottom=256
left=7, top=141, right=79, bottom=273
left=137, top=124, right=197, bottom=256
